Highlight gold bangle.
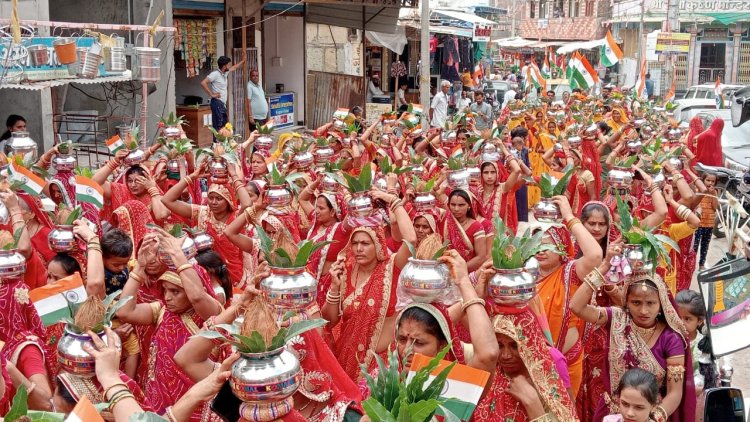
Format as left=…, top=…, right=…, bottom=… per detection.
left=103, top=383, right=128, bottom=401
left=129, top=272, right=145, bottom=284
left=244, top=206, right=256, bottom=222
left=565, top=217, right=581, bottom=231
left=176, top=263, right=194, bottom=275
left=672, top=173, right=685, bottom=182
left=460, top=297, right=486, bottom=313
left=109, top=391, right=135, bottom=410
left=184, top=175, right=193, bottom=186
left=584, top=267, right=606, bottom=290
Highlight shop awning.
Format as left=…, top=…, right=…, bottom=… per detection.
left=696, top=12, right=750, bottom=25
left=555, top=39, right=605, bottom=54
left=433, top=10, right=496, bottom=26
left=306, top=1, right=410, bottom=34
left=366, top=25, right=408, bottom=54
left=0, top=71, right=134, bottom=91
left=494, top=37, right=538, bottom=48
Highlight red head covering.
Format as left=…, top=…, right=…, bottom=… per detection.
left=111, top=200, right=154, bottom=259
left=396, top=303, right=466, bottom=364
left=544, top=225, right=575, bottom=261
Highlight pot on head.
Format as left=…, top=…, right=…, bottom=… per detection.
left=292, top=151, right=314, bottom=170
left=123, top=149, right=146, bottom=166
left=48, top=225, right=76, bottom=253
left=447, top=169, right=470, bottom=190
left=255, top=135, right=274, bottom=151
left=266, top=184, right=292, bottom=208
left=607, top=167, right=634, bottom=190
left=398, top=259, right=450, bottom=303
left=533, top=197, right=562, bottom=223
left=230, top=347, right=301, bottom=403
left=488, top=268, right=536, bottom=308
left=260, top=266, right=317, bottom=310
left=57, top=326, right=107, bottom=376
left=347, top=191, right=373, bottom=217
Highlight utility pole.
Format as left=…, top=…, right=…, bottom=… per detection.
left=664, top=0, right=679, bottom=99
left=419, top=0, right=430, bottom=127
left=635, top=0, right=645, bottom=69
left=510, top=0, right=517, bottom=37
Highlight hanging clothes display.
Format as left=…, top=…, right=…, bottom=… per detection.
left=174, top=18, right=218, bottom=77
left=441, top=35, right=460, bottom=82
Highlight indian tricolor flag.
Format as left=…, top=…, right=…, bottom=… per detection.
left=75, top=175, right=104, bottom=210
left=333, top=108, right=350, bottom=120
left=30, top=272, right=87, bottom=327
left=106, top=134, right=125, bottom=154
left=65, top=395, right=104, bottom=422
left=408, top=354, right=490, bottom=420
left=569, top=52, right=598, bottom=90
left=542, top=51, right=551, bottom=78
left=526, top=62, right=547, bottom=93
left=410, top=103, right=425, bottom=116
left=8, top=161, right=45, bottom=195
left=600, top=30, right=623, bottom=67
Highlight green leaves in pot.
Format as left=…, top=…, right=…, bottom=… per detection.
left=491, top=217, right=554, bottom=269
left=538, top=164, right=574, bottom=198
left=342, top=162, right=373, bottom=193
left=614, top=194, right=680, bottom=267
left=197, top=315, right=327, bottom=353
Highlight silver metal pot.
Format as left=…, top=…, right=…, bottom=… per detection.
left=231, top=347, right=301, bottom=402
left=347, top=192, right=373, bottom=217
left=320, top=174, right=340, bottom=193
left=313, top=146, right=334, bottom=165
left=209, top=158, right=229, bottom=183
left=623, top=244, right=648, bottom=274
left=57, top=326, right=107, bottom=376
left=266, top=184, right=292, bottom=208
left=52, top=154, right=77, bottom=172
left=292, top=151, right=314, bottom=170
left=667, top=128, right=681, bottom=141
left=373, top=177, right=401, bottom=193
left=668, top=156, right=684, bottom=171
left=411, top=165, right=424, bottom=178
left=447, top=169, right=470, bottom=190
left=162, top=125, right=181, bottom=139
left=398, top=258, right=450, bottom=303
left=488, top=267, right=536, bottom=308
left=533, top=197, right=562, bottom=223
left=256, top=135, right=274, bottom=151
left=123, top=149, right=146, bottom=166
left=626, top=139, right=643, bottom=154
left=413, top=192, right=436, bottom=213
left=0, top=249, right=25, bottom=279
left=607, top=167, right=634, bottom=189
left=584, top=124, right=598, bottom=138
left=8, top=131, right=37, bottom=166
left=466, top=167, right=481, bottom=183
left=567, top=136, right=583, bottom=148
left=48, top=225, right=76, bottom=253
left=261, top=266, right=317, bottom=310
left=159, top=236, right=197, bottom=270
left=166, top=159, right=181, bottom=173
left=192, top=231, right=214, bottom=251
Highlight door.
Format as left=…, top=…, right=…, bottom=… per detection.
left=699, top=42, right=726, bottom=84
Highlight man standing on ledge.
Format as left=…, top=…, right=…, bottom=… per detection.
left=246, top=68, right=268, bottom=132
left=201, top=54, right=245, bottom=136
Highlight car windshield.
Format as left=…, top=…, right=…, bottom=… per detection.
left=696, top=89, right=711, bottom=99
left=684, top=88, right=696, bottom=99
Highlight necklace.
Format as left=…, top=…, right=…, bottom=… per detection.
left=633, top=323, right=657, bottom=342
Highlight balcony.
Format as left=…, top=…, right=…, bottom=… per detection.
left=518, top=16, right=605, bottom=41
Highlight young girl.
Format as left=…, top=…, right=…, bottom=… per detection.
left=604, top=368, right=660, bottom=422
left=676, top=289, right=719, bottom=394
left=694, top=173, right=719, bottom=270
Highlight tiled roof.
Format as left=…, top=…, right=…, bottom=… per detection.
left=518, top=17, right=606, bottom=41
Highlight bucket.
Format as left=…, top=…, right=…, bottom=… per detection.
left=132, top=47, right=160, bottom=82
left=104, top=46, right=126, bottom=72
left=53, top=38, right=77, bottom=65
left=79, top=51, right=101, bottom=78
left=68, top=48, right=88, bottom=76
left=27, top=45, right=49, bottom=67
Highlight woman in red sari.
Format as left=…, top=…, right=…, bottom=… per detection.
left=473, top=152, right=522, bottom=232
left=162, top=163, right=251, bottom=285
left=685, top=117, right=704, bottom=166
left=533, top=196, right=603, bottom=397
left=321, top=189, right=416, bottom=381
left=441, top=189, right=486, bottom=273
left=54, top=368, right=151, bottom=420
left=694, top=118, right=724, bottom=167
left=115, top=230, right=223, bottom=420
left=473, top=306, right=578, bottom=421
left=93, top=149, right=170, bottom=223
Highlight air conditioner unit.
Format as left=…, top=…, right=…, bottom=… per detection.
left=347, top=28, right=359, bottom=43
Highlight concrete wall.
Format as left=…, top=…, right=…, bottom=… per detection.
left=263, top=15, right=304, bottom=123
left=306, top=23, right=361, bottom=76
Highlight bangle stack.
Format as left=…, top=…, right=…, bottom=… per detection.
left=176, top=263, right=193, bottom=275
left=389, top=197, right=403, bottom=213
left=87, top=238, right=102, bottom=253
left=676, top=205, right=692, bottom=221
left=326, top=290, right=341, bottom=305
left=584, top=267, right=606, bottom=291
left=460, top=297, right=486, bottom=313
left=232, top=179, right=244, bottom=193
left=244, top=206, right=256, bottom=223
left=565, top=217, right=581, bottom=231
left=148, top=187, right=161, bottom=198
left=108, top=389, right=135, bottom=410
left=104, top=383, right=128, bottom=400
left=107, top=160, right=120, bottom=171
left=671, top=173, right=685, bottom=182
left=648, top=184, right=660, bottom=195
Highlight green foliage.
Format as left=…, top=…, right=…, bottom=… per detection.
left=2, top=227, right=25, bottom=251
left=343, top=162, right=373, bottom=193
left=74, top=167, right=94, bottom=178
left=614, top=194, right=680, bottom=267
left=62, top=290, right=133, bottom=334
left=538, top=165, right=575, bottom=198
left=491, top=217, right=554, bottom=269
left=168, top=223, right=185, bottom=238
left=446, top=156, right=465, bottom=171
left=158, top=112, right=187, bottom=126
left=254, top=224, right=331, bottom=268
left=64, top=206, right=83, bottom=226
left=360, top=345, right=461, bottom=422
left=196, top=318, right=327, bottom=353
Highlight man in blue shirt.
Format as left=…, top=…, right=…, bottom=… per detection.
left=644, top=73, right=655, bottom=100
left=246, top=68, right=269, bottom=132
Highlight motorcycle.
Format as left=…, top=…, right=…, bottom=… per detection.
left=695, top=162, right=750, bottom=239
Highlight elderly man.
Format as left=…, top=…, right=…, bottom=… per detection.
left=246, top=68, right=268, bottom=132
left=430, top=80, right=451, bottom=128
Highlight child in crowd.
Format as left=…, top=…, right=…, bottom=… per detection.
left=604, top=368, right=660, bottom=422
left=694, top=173, right=719, bottom=270
left=101, top=228, right=140, bottom=379
left=512, top=136, right=530, bottom=222
left=676, top=289, right=719, bottom=394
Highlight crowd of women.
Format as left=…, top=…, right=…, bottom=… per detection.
left=0, top=87, right=728, bottom=421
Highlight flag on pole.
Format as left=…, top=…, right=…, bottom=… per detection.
left=408, top=353, right=491, bottom=421
left=634, top=58, right=648, bottom=99
left=568, top=52, right=598, bottom=90
left=526, top=62, right=547, bottom=93
left=551, top=51, right=564, bottom=79
left=75, top=175, right=104, bottom=210
left=600, top=30, right=624, bottom=67
left=715, top=77, right=724, bottom=109
left=30, top=273, right=87, bottom=327
left=8, top=161, right=45, bottom=195
left=65, top=396, right=104, bottom=422
left=106, top=135, right=125, bottom=154
left=542, top=50, right=551, bottom=78
left=664, top=67, right=676, bottom=102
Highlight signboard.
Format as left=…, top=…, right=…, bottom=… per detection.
left=698, top=258, right=750, bottom=357
left=268, top=92, right=295, bottom=129
left=615, top=0, right=750, bottom=16
left=0, top=37, right=109, bottom=82
left=473, top=24, right=492, bottom=42
left=655, top=32, right=691, bottom=54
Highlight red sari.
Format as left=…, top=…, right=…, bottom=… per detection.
left=440, top=213, right=485, bottom=264
left=58, top=371, right=152, bottom=419
left=192, top=205, right=244, bottom=285
left=326, top=226, right=399, bottom=382
left=695, top=118, right=724, bottom=167
left=474, top=307, right=578, bottom=421
left=102, top=181, right=156, bottom=223
left=111, top=200, right=154, bottom=259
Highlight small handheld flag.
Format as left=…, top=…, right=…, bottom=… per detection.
left=65, top=395, right=104, bottom=422
left=30, top=273, right=87, bottom=327
left=106, top=135, right=125, bottom=154
left=8, top=161, right=45, bottom=195
left=600, top=31, right=624, bottom=67
left=75, top=176, right=105, bottom=210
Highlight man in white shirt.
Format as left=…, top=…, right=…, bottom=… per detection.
left=470, top=91, right=493, bottom=131
left=430, top=80, right=451, bottom=128
left=246, top=68, right=268, bottom=132
left=456, top=90, right=472, bottom=114
left=201, top=54, right=245, bottom=134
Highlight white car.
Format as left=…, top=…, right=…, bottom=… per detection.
left=674, top=83, right=743, bottom=122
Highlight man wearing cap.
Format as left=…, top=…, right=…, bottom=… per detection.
left=430, top=80, right=451, bottom=128
left=201, top=54, right=246, bottom=135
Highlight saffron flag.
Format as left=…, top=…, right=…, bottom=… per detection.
left=106, top=134, right=125, bottom=154
left=526, top=62, right=547, bottom=93
left=75, top=175, right=105, bottom=210
left=8, top=161, right=45, bottom=195
left=634, top=58, right=648, bottom=99
left=664, top=68, right=676, bottom=102
left=542, top=50, right=551, bottom=78
left=600, top=30, right=624, bottom=67
left=30, top=273, right=87, bottom=327
left=65, top=395, right=104, bottom=422
left=408, top=353, right=491, bottom=421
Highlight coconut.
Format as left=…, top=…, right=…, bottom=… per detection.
left=240, top=297, right=280, bottom=346
left=73, top=296, right=107, bottom=333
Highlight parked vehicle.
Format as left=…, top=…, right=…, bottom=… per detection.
left=730, top=85, right=750, bottom=127
left=674, top=83, right=743, bottom=121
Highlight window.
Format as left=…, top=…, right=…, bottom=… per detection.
left=529, top=1, right=536, bottom=18
left=684, top=88, right=696, bottom=99
left=584, top=0, right=594, bottom=17
left=540, top=0, right=549, bottom=19
left=553, top=0, right=564, bottom=17
left=568, top=0, right=580, bottom=18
